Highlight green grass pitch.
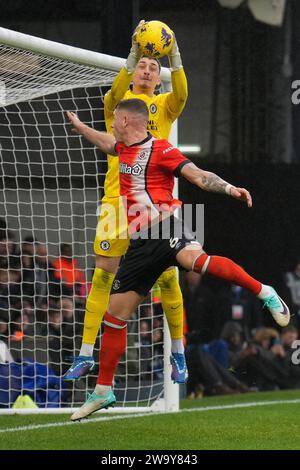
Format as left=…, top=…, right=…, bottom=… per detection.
left=1, top=389, right=300, bottom=450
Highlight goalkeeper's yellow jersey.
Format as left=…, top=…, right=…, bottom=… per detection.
left=103, top=66, right=188, bottom=199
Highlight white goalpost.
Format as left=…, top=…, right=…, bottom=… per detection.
left=0, top=26, right=179, bottom=415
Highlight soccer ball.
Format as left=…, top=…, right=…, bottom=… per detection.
left=135, top=20, right=174, bottom=58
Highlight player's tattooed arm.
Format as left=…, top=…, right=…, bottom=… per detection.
left=198, top=171, right=229, bottom=194
left=181, top=162, right=252, bottom=207
left=181, top=162, right=230, bottom=193
left=66, top=111, right=117, bottom=156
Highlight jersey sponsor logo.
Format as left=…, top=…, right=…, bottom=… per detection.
left=163, top=146, right=174, bottom=154
left=149, top=103, right=157, bottom=114
left=100, top=240, right=111, bottom=251
left=138, top=150, right=150, bottom=161
left=147, top=119, right=158, bottom=131
left=112, top=279, right=120, bottom=290
left=119, top=162, right=143, bottom=176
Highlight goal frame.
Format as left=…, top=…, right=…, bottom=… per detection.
left=0, top=26, right=179, bottom=415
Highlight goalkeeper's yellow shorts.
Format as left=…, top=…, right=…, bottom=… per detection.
left=94, top=196, right=130, bottom=257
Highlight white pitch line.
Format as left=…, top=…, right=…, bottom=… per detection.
left=1, top=398, right=300, bottom=434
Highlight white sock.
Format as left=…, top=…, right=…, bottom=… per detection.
left=79, top=343, right=94, bottom=357
left=257, top=284, right=274, bottom=300
left=95, top=384, right=111, bottom=396
left=171, top=339, right=184, bottom=354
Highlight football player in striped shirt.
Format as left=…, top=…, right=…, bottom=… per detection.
left=67, top=99, right=290, bottom=420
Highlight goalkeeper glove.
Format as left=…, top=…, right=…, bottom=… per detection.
left=125, top=20, right=144, bottom=73
left=168, top=33, right=183, bottom=72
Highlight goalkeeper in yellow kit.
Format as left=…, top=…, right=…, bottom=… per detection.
left=64, top=21, right=188, bottom=383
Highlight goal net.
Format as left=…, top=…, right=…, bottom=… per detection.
left=0, top=27, right=178, bottom=414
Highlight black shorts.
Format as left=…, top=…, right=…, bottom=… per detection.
left=111, top=216, right=201, bottom=297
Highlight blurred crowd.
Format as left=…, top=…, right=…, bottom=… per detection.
left=0, top=219, right=86, bottom=378
left=1, top=214, right=300, bottom=401
left=183, top=268, right=300, bottom=398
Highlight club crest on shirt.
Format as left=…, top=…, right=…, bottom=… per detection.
left=113, top=279, right=120, bottom=290
left=138, top=150, right=151, bottom=161
left=149, top=103, right=157, bottom=114
left=100, top=240, right=110, bottom=251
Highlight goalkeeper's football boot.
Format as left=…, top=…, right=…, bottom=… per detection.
left=63, top=355, right=95, bottom=381
left=70, top=389, right=116, bottom=421
left=263, top=286, right=290, bottom=327
left=170, top=352, right=188, bottom=384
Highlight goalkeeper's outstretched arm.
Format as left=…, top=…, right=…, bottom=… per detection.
left=165, top=33, right=188, bottom=118
left=66, top=111, right=117, bottom=156
left=104, top=20, right=144, bottom=117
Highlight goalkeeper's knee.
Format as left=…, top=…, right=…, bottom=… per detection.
left=157, top=267, right=179, bottom=291
left=92, top=267, right=116, bottom=292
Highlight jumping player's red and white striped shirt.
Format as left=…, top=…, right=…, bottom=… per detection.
left=115, top=134, right=190, bottom=235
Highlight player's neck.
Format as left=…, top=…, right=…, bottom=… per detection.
left=123, top=129, right=149, bottom=147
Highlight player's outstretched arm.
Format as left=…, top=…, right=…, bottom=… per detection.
left=181, top=162, right=252, bottom=208
left=126, top=19, right=145, bottom=72
left=168, top=31, right=183, bottom=72
left=104, top=20, right=144, bottom=116
left=166, top=32, right=188, bottom=118
left=66, top=111, right=117, bottom=156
